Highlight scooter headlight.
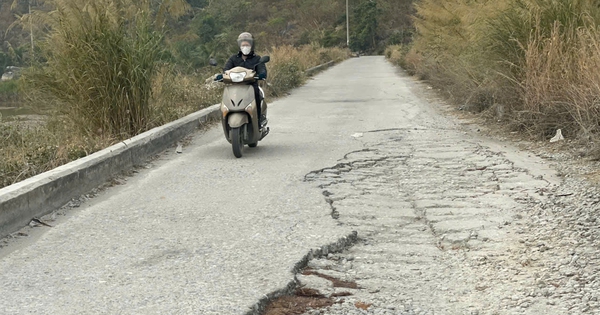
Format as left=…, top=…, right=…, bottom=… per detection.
left=229, top=72, right=247, bottom=83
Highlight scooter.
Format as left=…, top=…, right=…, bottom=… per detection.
left=211, top=56, right=270, bottom=158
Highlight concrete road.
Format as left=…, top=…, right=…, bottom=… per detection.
left=0, top=57, right=558, bottom=314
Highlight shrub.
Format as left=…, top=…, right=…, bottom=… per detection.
left=384, top=44, right=413, bottom=74
left=0, top=80, right=18, bottom=94
left=406, top=0, right=600, bottom=137
left=0, top=120, right=113, bottom=188
left=0, top=80, right=19, bottom=103
left=487, top=0, right=600, bottom=135
left=266, top=45, right=349, bottom=97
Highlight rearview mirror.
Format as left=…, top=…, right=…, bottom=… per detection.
left=259, top=56, right=270, bottom=64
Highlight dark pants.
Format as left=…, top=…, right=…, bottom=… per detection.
left=252, top=83, right=262, bottom=122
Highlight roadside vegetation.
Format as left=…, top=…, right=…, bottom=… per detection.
left=0, top=42, right=348, bottom=188
left=0, top=80, right=18, bottom=103
left=387, top=0, right=600, bottom=141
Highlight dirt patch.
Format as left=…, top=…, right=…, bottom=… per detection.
left=263, top=268, right=360, bottom=315
left=355, top=301, right=372, bottom=310
left=262, top=287, right=339, bottom=315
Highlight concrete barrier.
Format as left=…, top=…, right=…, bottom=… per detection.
left=0, top=104, right=220, bottom=238
left=305, top=60, right=336, bottom=76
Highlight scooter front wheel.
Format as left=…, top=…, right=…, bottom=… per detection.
left=231, top=127, right=243, bottom=158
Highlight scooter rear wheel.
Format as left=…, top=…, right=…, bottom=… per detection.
left=231, top=128, right=243, bottom=158
left=248, top=142, right=258, bottom=148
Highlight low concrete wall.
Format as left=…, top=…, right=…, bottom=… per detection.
left=305, top=60, right=336, bottom=76
left=0, top=105, right=220, bottom=238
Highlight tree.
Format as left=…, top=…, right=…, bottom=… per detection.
left=350, top=0, right=380, bottom=52
left=186, top=0, right=207, bottom=9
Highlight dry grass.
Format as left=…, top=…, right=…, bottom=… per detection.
left=0, top=71, right=217, bottom=189
left=0, top=119, right=114, bottom=188
left=385, top=45, right=414, bottom=74
left=150, top=67, right=221, bottom=124
left=266, top=45, right=349, bottom=96
left=518, top=21, right=600, bottom=138
left=396, top=0, right=600, bottom=139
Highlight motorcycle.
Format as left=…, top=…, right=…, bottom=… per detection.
left=211, top=56, right=270, bottom=158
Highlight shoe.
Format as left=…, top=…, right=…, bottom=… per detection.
left=260, top=115, right=268, bottom=128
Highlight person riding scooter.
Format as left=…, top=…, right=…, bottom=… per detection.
left=212, top=33, right=271, bottom=158
left=216, top=32, right=268, bottom=127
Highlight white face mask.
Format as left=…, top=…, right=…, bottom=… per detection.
left=241, top=46, right=252, bottom=55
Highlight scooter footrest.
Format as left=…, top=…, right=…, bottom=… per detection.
left=259, top=127, right=270, bottom=140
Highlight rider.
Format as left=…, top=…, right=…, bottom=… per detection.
left=223, top=32, right=268, bottom=127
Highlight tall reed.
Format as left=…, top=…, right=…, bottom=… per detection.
left=403, top=0, right=600, bottom=137
left=22, top=0, right=165, bottom=138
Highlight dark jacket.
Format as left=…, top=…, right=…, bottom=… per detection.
left=223, top=51, right=267, bottom=79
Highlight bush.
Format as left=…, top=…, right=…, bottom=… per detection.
left=0, top=80, right=19, bottom=102
left=266, top=45, right=349, bottom=97
left=269, top=58, right=303, bottom=96
left=0, top=120, right=112, bottom=188
left=0, top=68, right=220, bottom=189
left=405, top=0, right=600, bottom=137
left=0, top=80, right=18, bottom=94
left=384, top=45, right=413, bottom=74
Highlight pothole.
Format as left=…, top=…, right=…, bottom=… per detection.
left=262, top=260, right=367, bottom=315
left=246, top=232, right=358, bottom=315
left=262, top=287, right=339, bottom=315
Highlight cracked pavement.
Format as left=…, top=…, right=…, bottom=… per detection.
left=303, top=126, right=562, bottom=314
left=0, top=56, right=580, bottom=314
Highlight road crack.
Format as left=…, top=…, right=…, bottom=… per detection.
left=286, top=127, right=566, bottom=314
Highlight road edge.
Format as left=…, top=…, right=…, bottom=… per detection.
left=305, top=60, right=338, bottom=76
left=0, top=104, right=220, bottom=238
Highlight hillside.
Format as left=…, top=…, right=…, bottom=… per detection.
left=0, top=0, right=415, bottom=74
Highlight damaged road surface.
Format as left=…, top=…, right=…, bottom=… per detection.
left=0, top=57, right=577, bottom=314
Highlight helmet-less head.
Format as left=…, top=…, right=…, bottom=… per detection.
left=237, top=32, right=254, bottom=56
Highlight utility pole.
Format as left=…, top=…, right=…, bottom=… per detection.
left=346, top=0, right=350, bottom=47
left=29, top=1, right=34, bottom=54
